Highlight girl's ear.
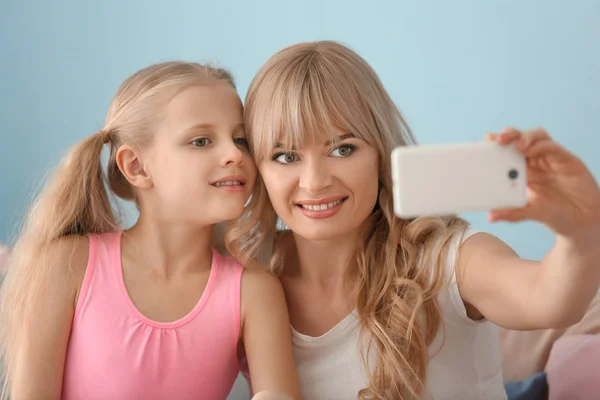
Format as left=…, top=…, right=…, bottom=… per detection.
left=116, top=145, right=152, bottom=190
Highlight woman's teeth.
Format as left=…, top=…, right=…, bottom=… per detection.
left=300, top=199, right=343, bottom=211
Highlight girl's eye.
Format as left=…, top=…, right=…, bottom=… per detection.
left=191, top=138, right=211, bottom=147
left=330, top=144, right=356, bottom=157
left=273, top=152, right=298, bottom=164
left=233, top=137, right=249, bottom=147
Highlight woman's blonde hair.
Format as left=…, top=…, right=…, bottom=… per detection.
left=228, top=41, right=468, bottom=399
left=0, top=61, right=235, bottom=398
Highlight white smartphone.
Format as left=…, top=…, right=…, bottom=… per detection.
left=391, top=141, right=528, bottom=219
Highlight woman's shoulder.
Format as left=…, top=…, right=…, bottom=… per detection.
left=408, top=217, right=475, bottom=257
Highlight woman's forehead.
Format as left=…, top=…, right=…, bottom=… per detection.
left=273, top=125, right=354, bottom=148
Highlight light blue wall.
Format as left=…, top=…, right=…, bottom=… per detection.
left=1, top=0, right=598, bottom=265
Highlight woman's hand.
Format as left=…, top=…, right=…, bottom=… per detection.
left=486, top=127, right=600, bottom=238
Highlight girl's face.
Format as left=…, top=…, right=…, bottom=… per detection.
left=141, top=83, right=256, bottom=226
left=259, top=126, right=380, bottom=242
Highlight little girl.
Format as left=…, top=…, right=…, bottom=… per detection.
left=0, top=61, right=301, bottom=400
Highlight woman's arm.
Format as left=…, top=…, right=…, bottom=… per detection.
left=456, top=128, right=600, bottom=330
left=10, top=237, right=88, bottom=400
left=241, top=270, right=302, bottom=400
left=457, top=230, right=600, bottom=330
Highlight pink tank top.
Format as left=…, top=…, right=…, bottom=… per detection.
left=62, top=232, right=243, bottom=400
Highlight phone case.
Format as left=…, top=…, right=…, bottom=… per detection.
left=391, top=141, right=528, bottom=218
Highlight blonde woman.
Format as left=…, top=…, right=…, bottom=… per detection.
left=0, top=62, right=301, bottom=400
left=227, top=41, right=600, bottom=399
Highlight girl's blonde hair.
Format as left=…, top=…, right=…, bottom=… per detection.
left=228, top=41, right=468, bottom=399
left=0, top=61, right=235, bottom=397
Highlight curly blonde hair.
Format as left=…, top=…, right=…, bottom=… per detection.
left=226, top=41, right=469, bottom=399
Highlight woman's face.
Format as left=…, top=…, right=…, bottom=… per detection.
left=258, top=127, right=380, bottom=242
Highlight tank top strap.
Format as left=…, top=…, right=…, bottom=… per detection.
left=211, top=249, right=244, bottom=280
left=208, top=249, right=244, bottom=309
left=203, top=249, right=244, bottom=368
left=73, top=231, right=124, bottom=321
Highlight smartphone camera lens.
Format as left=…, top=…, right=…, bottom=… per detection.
left=508, top=169, right=519, bottom=180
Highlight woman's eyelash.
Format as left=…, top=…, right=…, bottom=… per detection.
left=329, top=144, right=357, bottom=157
left=271, top=144, right=357, bottom=163
left=272, top=152, right=298, bottom=164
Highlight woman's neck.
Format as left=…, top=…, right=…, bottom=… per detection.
left=282, top=229, right=360, bottom=291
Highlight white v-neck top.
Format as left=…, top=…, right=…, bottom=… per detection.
left=289, top=230, right=507, bottom=400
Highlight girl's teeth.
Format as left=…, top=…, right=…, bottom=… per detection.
left=301, top=199, right=342, bottom=211
left=215, top=180, right=241, bottom=186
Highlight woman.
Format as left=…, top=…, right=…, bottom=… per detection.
left=226, top=41, right=600, bottom=399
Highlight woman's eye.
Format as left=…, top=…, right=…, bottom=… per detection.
left=330, top=144, right=356, bottom=157
left=191, top=138, right=211, bottom=147
left=273, top=152, right=298, bottom=164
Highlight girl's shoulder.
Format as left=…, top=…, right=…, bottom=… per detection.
left=48, top=235, right=90, bottom=281
left=40, top=235, right=97, bottom=311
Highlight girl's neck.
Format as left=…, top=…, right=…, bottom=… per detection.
left=122, top=213, right=214, bottom=278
